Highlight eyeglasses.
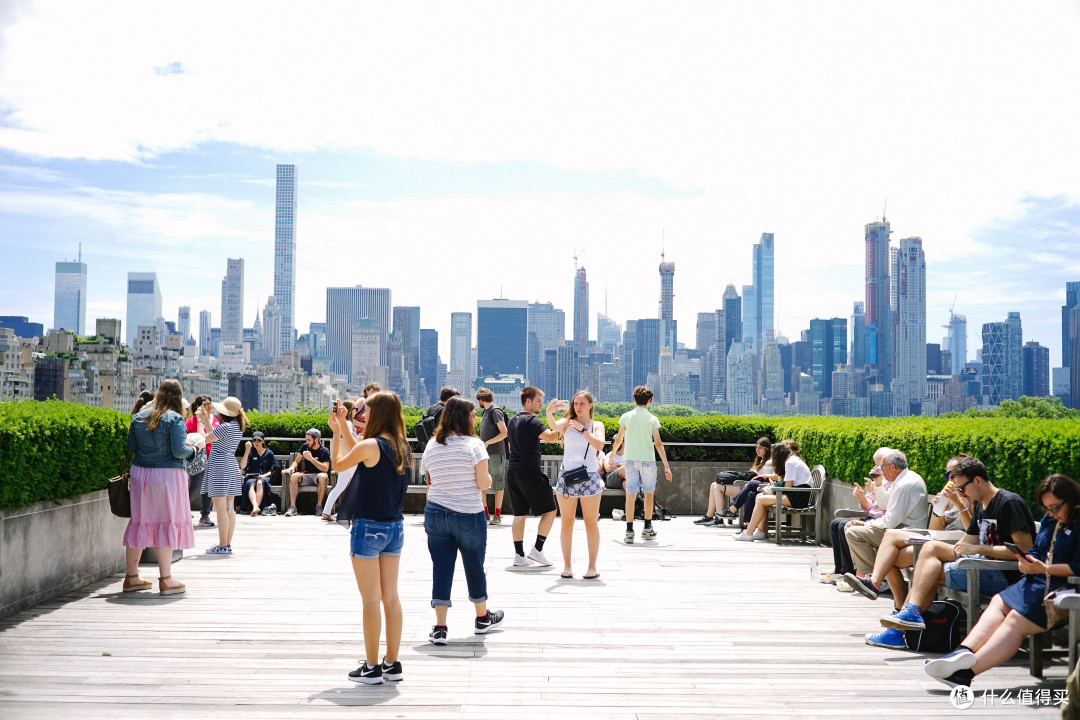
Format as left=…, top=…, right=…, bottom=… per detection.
left=1046, top=501, right=1066, bottom=515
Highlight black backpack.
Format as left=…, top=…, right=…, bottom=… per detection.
left=414, top=406, right=443, bottom=447
left=903, top=600, right=966, bottom=653
left=634, top=490, right=673, bottom=521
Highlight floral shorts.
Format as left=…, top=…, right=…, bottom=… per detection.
left=555, top=470, right=604, bottom=498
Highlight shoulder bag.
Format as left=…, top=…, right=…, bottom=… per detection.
left=560, top=427, right=594, bottom=488
left=1043, top=523, right=1067, bottom=627
left=108, top=473, right=131, bottom=518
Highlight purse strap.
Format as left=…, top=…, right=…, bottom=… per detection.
left=1044, top=521, right=1062, bottom=600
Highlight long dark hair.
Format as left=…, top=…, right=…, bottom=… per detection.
left=362, top=391, right=411, bottom=475
left=751, top=436, right=772, bottom=472
left=435, top=396, right=476, bottom=444
left=1037, top=474, right=1080, bottom=524
left=131, top=390, right=154, bottom=414
left=770, top=442, right=792, bottom=480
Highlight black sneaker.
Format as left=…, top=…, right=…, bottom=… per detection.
left=380, top=658, right=403, bottom=682
left=842, top=572, right=879, bottom=601
left=347, top=663, right=383, bottom=684
left=198, top=517, right=215, bottom=528
left=475, top=610, right=505, bottom=634
left=936, top=668, right=974, bottom=688
left=693, top=514, right=713, bottom=525
left=429, top=625, right=448, bottom=645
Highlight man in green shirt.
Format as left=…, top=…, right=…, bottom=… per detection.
left=609, top=385, right=671, bottom=544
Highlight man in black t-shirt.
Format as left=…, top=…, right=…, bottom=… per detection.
left=863, top=456, right=1035, bottom=649
left=477, top=388, right=509, bottom=524
left=505, top=386, right=560, bottom=567
left=284, top=429, right=332, bottom=517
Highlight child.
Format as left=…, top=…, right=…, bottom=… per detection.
left=608, top=386, right=672, bottom=543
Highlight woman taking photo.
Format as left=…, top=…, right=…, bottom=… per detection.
left=546, top=391, right=605, bottom=579
left=196, top=396, right=248, bottom=553
left=924, top=473, right=1080, bottom=689
left=321, top=397, right=365, bottom=522
left=735, top=440, right=812, bottom=542
left=123, top=379, right=201, bottom=595
left=420, top=396, right=504, bottom=645
left=329, top=391, right=411, bottom=685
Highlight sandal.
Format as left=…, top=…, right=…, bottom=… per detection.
left=560, top=570, right=574, bottom=579
left=158, top=575, right=186, bottom=595
left=582, top=571, right=600, bottom=580
left=122, top=574, right=152, bottom=592
left=321, top=513, right=334, bottom=521
left=251, top=508, right=260, bottom=517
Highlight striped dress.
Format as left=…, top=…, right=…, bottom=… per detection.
left=202, top=420, right=243, bottom=498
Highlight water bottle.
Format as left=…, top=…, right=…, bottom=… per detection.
left=810, top=551, right=818, bottom=580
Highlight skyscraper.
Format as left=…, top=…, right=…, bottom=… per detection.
left=199, top=310, right=211, bottom=356
left=633, top=318, right=661, bottom=388
left=1023, top=341, right=1050, bottom=398
left=326, top=286, right=391, bottom=380
left=1062, top=282, right=1080, bottom=367
left=658, top=254, right=675, bottom=351
left=752, top=233, right=774, bottom=351
left=742, top=284, right=757, bottom=351
left=943, top=310, right=967, bottom=375
left=695, top=312, right=717, bottom=353
left=982, top=321, right=1006, bottom=406
left=865, top=219, right=892, bottom=388
left=177, top=306, right=191, bottom=342
left=725, top=341, right=754, bottom=415
left=894, top=237, right=927, bottom=413
left=477, top=299, right=529, bottom=378
left=851, top=301, right=866, bottom=370
left=220, top=258, right=244, bottom=344
left=809, top=318, right=846, bottom=398
left=262, top=296, right=282, bottom=359
left=723, top=284, right=742, bottom=355
left=419, top=329, right=439, bottom=405
left=1070, top=307, right=1080, bottom=410
left=273, top=164, right=297, bottom=352
left=527, top=302, right=565, bottom=358
left=596, top=313, right=620, bottom=354
left=125, top=272, right=161, bottom=347
left=449, top=312, right=473, bottom=393
left=54, top=260, right=87, bottom=335
left=556, top=343, right=578, bottom=399
left=1005, top=311, right=1023, bottom=402
left=573, top=267, right=588, bottom=355
left=392, top=306, right=421, bottom=381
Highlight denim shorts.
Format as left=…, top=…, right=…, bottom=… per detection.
left=623, top=460, right=657, bottom=493
left=350, top=518, right=405, bottom=559
left=944, top=560, right=1010, bottom=596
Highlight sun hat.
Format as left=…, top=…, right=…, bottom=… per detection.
left=213, top=396, right=244, bottom=417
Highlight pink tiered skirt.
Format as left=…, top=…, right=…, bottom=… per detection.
left=122, top=465, right=195, bottom=550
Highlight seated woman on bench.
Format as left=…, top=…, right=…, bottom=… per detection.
left=695, top=436, right=772, bottom=526
left=734, top=440, right=812, bottom=542
left=923, top=473, right=1080, bottom=689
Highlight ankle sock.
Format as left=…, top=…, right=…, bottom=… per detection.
left=514, top=541, right=525, bottom=557
left=494, top=508, right=502, bottom=517
left=644, top=519, right=653, bottom=529
left=534, top=534, right=547, bottom=551
left=626, top=521, right=634, bottom=532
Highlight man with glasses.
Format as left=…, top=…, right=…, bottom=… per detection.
left=860, top=455, right=1035, bottom=650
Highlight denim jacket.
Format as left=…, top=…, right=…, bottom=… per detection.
left=128, top=408, right=195, bottom=469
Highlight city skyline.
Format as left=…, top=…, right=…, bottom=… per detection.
left=1, top=3, right=1079, bottom=366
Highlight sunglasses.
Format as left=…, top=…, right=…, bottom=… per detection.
left=954, top=476, right=975, bottom=494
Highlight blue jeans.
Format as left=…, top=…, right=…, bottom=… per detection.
left=424, top=501, right=488, bottom=607
left=733, top=479, right=768, bottom=522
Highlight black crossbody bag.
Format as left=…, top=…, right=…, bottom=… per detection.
left=560, top=429, right=592, bottom=487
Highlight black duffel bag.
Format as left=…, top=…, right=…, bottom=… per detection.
left=714, top=470, right=756, bottom=485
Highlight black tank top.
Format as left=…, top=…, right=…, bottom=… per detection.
left=336, top=437, right=409, bottom=523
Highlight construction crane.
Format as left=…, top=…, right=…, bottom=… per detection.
left=573, top=248, right=585, bottom=270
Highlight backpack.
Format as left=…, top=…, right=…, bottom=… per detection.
left=633, top=490, right=673, bottom=521
left=414, top=405, right=443, bottom=447
left=903, top=600, right=966, bottom=653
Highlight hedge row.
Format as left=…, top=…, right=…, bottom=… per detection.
left=0, top=401, right=129, bottom=511
left=3, top=401, right=1078, bottom=512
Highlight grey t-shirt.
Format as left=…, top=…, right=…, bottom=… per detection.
left=479, top=405, right=508, bottom=457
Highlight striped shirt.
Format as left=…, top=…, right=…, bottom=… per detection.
left=421, top=435, right=488, bottom=514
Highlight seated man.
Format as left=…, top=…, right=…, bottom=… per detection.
left=861, top=455, right=1035, bottom=650
left=283, top=428, right=331, bottom=517
left=239, top=431, right=276, bottom=516
left=845, top=454, right=973, bottom=605
left=843, top=449, right=928, bottom=591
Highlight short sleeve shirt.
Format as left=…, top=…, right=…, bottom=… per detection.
left=479, top=405, right=508, bottom=457
left=965, top=488, right=1037, bottom=583
left=421, top=435, right=488, bottom=513
left=507, top=413, right=546, bottom=464
left=619, top=406, right=661, bottom=462
left=296, top=442, right=331, bottom=473
left=245, top=448, right=276, bottom=476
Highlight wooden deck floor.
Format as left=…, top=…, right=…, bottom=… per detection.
left=0, top=512, right=1066, bottom=719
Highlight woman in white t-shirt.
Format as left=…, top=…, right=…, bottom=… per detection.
left=736, top=440, right=814, bottom=541
left=420, top=396, right=504, bottom=645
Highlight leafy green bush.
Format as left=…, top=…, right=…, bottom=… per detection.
left=0, top=400, right=129, bottom=511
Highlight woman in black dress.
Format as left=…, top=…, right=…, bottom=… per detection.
left=924, top=473, right=1080, bottom=688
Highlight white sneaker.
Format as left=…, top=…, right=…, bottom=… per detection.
left=751, top=531, right=766, bottom=541
left=817, top=572, right=842, bottom=584
left=513, top=553, right=529, bottom=566
left=836, top=579, right=854, bottom=593
left=733, top=532, right=754, bottom=542
left=527, top=547, right=552, bottom=566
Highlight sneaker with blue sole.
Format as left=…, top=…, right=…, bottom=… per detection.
left=865, top=627, right=907, bottom=650
left=924, top=647, right=977, bottom=679
left=880, top=603, right=925, bottom=630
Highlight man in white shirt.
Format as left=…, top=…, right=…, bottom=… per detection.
left=844, top=450, right=929, bottom=578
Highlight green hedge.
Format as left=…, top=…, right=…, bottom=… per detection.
left=4, top=401, right=1078, bottom=512
left=0, top=400, right=129, bottom=511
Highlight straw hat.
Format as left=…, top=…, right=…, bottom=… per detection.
left=213, top=396, right=244, bottom=417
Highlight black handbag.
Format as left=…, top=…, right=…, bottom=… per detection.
left=560, top=430, right=592, bottom=487
left=108, top=473, right=131, bottom=518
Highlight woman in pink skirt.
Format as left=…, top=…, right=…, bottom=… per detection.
left=123, top=379, right=202, bottom=595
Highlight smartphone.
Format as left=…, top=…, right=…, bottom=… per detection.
left=1003, top=541, right=1025, bottom=557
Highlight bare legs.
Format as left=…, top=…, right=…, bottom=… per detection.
left=557, top=493, right=601, bottom=575
left=744, top=493, right=791, bottom=535
left=212, top=496, right=236, bottom=547
left=958, top=595, right=1044, bottom=675
left=124, top=546, right=180, bottom=589
left=248, top=480, right=263, bottom=516
left=352, top=555, right=402, bottom=667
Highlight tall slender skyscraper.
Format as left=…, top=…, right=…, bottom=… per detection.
left=752, top=233, right=774, bottom=351
left=326, top=286, right=391, bottom=380
left=177, top=306, right=191, bottom=342
left=126, top=272, right=161, bottom=347
left=220, top=258, right=244, bottom=344
left=274, top=164, right=297, bottom=352
left=851, top=301, right=866, bottom=370
left=894, top=237, right=927, bottom=413
left=1005, top=311, right=1023, bottom=402
left=658, top=253, right=675, bottom=351
left=864, top=219, right=892, bottom=388
left=449, top=312, right=473, bottom=393
left=982, top=321, right=1006, bottom=406
left=573, top=267, right=588, bottom=356
left=943, top=310, right=967, bottom=375
left=1023, top=341, right=1050, bottom=398
left=262, top=296, right=282, bottom=359
left=54, top=260, right=87, bottom=335
left=198, top=310, right=211, bottom=356
left=741, top=284, right=757, bottom=351
left=723, top=284, right=742, bottom=355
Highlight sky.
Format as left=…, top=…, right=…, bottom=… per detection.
left=1, top=1, right=1079, bottom=368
